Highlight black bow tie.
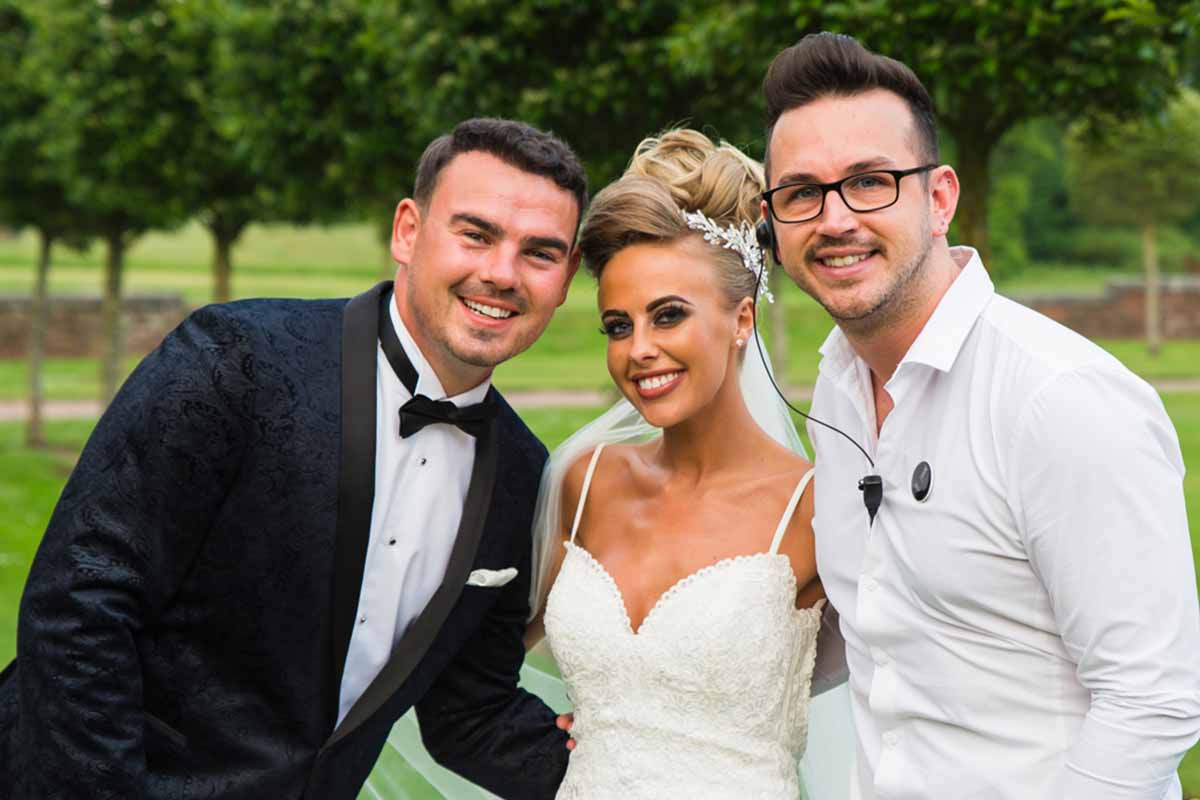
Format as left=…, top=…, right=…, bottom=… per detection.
left=398, top=394, right=495, bottom=439
left=379, top=294, right=497, bottom=439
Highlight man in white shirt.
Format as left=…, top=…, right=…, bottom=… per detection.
left=759, top=33, right=1200, bottom=799
left=2, top=118, right=583, bottom=799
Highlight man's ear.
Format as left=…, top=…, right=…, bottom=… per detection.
left=391, top=198, right=421, bottom=266
left=557, top=248, right=582, bottom=307
left=929, top=166, right=960, bottom=238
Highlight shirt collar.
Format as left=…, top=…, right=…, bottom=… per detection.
left=897, top=246, right=992, bottom=373
left=388, top=293, right=492, bottom=406
left=817, top=246, right=993, bottom=380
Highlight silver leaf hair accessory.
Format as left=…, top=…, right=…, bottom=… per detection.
left=681, top=209, right=774, bottom=303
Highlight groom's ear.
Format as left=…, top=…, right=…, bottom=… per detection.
left=556, top=247, right=582, bottom=307
left=390, top=198, right=422, bottom=267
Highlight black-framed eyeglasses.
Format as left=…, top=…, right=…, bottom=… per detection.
left=763, top=164, right=939, bottom=224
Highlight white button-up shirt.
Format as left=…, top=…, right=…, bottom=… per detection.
left=810, top=247, right=1200, bottom=800
left=336, top=295, right=491, bottom=726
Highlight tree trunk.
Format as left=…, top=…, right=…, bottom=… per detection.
left=26, top=229, right=52, bottom=449
left=101, top=231, right=126, bottom=406
left=207, top=214, right=248, bottom=304
left=769, top=266, right=788, bottom=387
left=213, top=231, right=234, bottom=303
left=1143, top=221, right=1161, bottom=357
left=952, top=141, right=992, bottom=267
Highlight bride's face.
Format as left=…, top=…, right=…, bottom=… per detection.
left=597, top=237, right=749, bottom=428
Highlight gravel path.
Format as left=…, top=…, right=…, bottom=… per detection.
left=0, top=380, right=1196, bottom=422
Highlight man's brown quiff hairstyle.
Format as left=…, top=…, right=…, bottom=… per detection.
left=762, top=32, right=939, bottom=183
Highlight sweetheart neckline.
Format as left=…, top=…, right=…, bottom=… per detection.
left=561, top=541, right=823, bottom=637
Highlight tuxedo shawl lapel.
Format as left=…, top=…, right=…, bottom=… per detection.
left=327, top=411, right=499, bottom=745
left=328, top=280, right=391, bottom=722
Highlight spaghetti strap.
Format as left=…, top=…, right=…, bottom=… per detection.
left=568, top=443, right=607, bottom=544
left=768, top=468, right=815, bottom=555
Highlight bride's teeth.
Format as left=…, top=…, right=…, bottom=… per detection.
left=825, top=253, right=869, bottom=267
left=463, top=299, right=514, bottom=319
left=637, top=372, right=680, bottom=391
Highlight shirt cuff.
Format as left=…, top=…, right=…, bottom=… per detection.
left=1057, top=713, right=1188, bottom=799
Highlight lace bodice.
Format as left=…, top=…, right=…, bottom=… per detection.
left=543, top=445, right=822, bottom=799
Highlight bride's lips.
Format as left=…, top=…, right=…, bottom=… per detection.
left=631, top=370, right=685, bottom=400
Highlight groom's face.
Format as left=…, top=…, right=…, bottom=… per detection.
left=390, top=151, right=581, bottom=394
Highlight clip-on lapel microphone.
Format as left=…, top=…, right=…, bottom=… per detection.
left=753, top=218, right=883, bottom=526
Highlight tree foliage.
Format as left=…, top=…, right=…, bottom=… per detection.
left=24, top=0, right=205, bottom=402
left=1065, top=88, right=1200, bottom=353
left=665, top=0, right=1196, bottom=264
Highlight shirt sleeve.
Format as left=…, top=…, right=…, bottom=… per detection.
left=1009, top=366, right=1200, bottom=798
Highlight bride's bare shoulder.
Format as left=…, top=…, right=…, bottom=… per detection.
left=755, top=432, right=813, bottom=477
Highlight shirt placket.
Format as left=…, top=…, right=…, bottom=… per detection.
left=855, top=365, right=919, bottom=798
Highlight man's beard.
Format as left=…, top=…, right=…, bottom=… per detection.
left=406, top=272, right=534, bottom=369
left=800, top=220, right=933, bottom=337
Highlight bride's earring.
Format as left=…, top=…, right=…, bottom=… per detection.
left=735, top=338, right=745, bottom=348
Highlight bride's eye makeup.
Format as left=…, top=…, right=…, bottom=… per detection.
left=652, top=304, right=688, bottom=327
left=599, top=296, right=693, bottom=339
left=600, top=314, right=632, bottom=339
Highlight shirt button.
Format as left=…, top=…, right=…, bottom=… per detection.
left=864, top=577, right=878, bottom=592
left=359, top=616, right=367, bottom=624
left=884, top=731, right=899, bottom=748
left=873, top=648, right=890, bottom=666
left=418, top=457, right=428, bottom=466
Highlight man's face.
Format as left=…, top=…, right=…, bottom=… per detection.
left=765, top=90, right=937, bottom=333
left=391, top=151, right=581, bottom=392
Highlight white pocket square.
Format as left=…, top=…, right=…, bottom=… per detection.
left=466, top=567, right=518, bottom=588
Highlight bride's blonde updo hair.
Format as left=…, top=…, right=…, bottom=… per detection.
left=579, top=129, right=765, bottom=308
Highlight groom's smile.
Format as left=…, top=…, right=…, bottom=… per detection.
left=389, top=151, right=582, bottom=396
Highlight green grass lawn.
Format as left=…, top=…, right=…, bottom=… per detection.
left=1, top=396, right=1198, bottom=793
left=2, top=222, right=1200, bottom=793
left=4, top=221, right=1199, bottom=399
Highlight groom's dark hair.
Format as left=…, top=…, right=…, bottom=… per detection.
left=413, top=117, right=589, bottom=228
left=762, top=33, right=939, bottom=183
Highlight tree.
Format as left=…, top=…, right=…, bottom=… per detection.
left=170, top=0, right=270, bottom=303
left=667, top=0, right=1195, bottom=265
left=0, top=1, right=90, bottom=447
left=25, top=0, right=202, bottom=403
left=1065, top=89, right=1200, bottom=355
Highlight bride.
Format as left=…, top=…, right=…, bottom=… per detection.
left=374, top=129, right=852, bottom=799
left=524, top=128, right=839, bottom=799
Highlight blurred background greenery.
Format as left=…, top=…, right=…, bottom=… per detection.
left=2, top=0, right=1199, bottom=796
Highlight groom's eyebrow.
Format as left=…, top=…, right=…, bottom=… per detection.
left=523, top=235, right=570, bottom=257
left=450, top=212, right=503, bottom=237
left=449, top=213, right=568, bottom=256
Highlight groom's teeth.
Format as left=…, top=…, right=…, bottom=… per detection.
left=637, top=372, right=680, bottom=391
left=824, top=253, right=870, bottom=268
left=463, top=298, right=515, bottom=319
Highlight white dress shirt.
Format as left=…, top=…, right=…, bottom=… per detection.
left=336, top=295, right=491, bottom=726
left=810, top=247, right=1200, bottom=800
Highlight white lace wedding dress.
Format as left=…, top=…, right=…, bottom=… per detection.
left=543, top=444, right=823, bottom=799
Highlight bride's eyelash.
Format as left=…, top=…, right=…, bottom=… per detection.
left=599, top=318, right=631, bottom=338
left=654, top=305, right=688, bottom=325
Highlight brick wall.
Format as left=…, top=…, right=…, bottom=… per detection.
left=0, top=294, right=187, bottom=358
left=1014, top=277, right=1200, bottom=339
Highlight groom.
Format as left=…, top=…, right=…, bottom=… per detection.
left=760, top=33, right=1200, bottom=799
left=0, top=118, right=579, bottom=799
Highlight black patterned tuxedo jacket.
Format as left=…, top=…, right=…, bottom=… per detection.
left=0, top=281, right=569, bottom=799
